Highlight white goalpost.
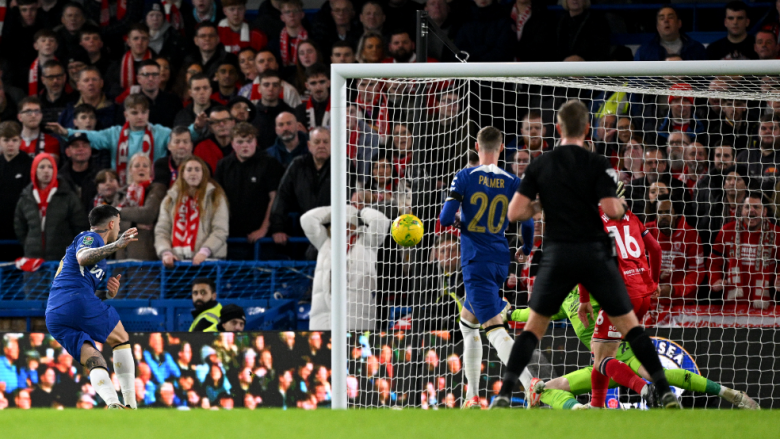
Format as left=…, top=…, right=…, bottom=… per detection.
left=330, top=61, right=780, bottom=410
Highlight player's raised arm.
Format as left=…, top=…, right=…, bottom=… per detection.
left=75, top=206, right=138, bottom=266
left=77, top=228, right=138, bottom=266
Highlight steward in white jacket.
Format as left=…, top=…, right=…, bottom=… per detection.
left=301, top=205, right=390, bottom=331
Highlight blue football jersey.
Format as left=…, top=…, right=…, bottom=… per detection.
left=448, top=164, right=520, bottom=265
left=47, top=231, right=108, bottom=312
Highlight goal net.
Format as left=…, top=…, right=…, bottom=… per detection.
left=330, top=61, right=780, bottom=410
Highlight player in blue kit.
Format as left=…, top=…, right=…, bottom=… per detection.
left=440, top=126, right=534, bottom=408
left=45, top=205, right=139, bottom=409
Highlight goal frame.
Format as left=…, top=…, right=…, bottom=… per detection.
left=329, top=60, right=780, bottom=409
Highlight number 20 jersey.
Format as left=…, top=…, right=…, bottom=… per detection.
left=47, top=231, right=108, bottom=312
left=449, top=164, right=520, bottom=266
left=599, top=208, right=656, bottom=298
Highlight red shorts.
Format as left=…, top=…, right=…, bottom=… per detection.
left=592, top=295, right=652, bottom=341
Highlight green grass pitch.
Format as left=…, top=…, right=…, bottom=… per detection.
left=1, top=409, right=778, bottom=439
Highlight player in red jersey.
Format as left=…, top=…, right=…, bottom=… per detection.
left=578, top=191, right=662, bottom=408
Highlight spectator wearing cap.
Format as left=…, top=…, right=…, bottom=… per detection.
left=454, top=0, right=514, bottom=62
left=58, top=132, right=102, bottom=216
left=737, top=113, right=780, bottom=189
left=154, top=126, right=194, bottom=189
left=710, top=192, right=780, bottom=309
left=0, top=122, right=33, bottom=246
left=656, top=84, right=706, bottom=145
left=57, top=67, right=121, bottom=131
left=270, top=128, right=331, bottom=250
left=39, top=61, right=76, bottom=125
left=302, top=203, right=390, bottom=331
left=26, top=30, right=59, bottom=97
left=645, top=195, right=705, bottom=304
left=145, top=1, right=188, bottom=74
left=15, top=152, right=88, bottom=260
left=78, top=26, right=111, bottom=78
left=218, top=0, right=268, bottom=54
left=215, top=123, right=283, bottom=252
left=194, top=106, right=236, bottom=173
left=211, top=60, right=240, bottom=105
left=228, top=96, right=256, bottom=123
left=182, top=22, right=239, bottom=86
left=706, top=1, right=757, bottom=60
left=173, top=73, right=220, bottom=128
left=116, top=60, right=183, bottom=128
left=53, top=3, right=89, bottom=65
left=555, top=0, right=610, bottom=62
left=267, top=112, right=309, bottom=168
left=294, top=64, right=331, bottom=132
left=107, top=23, right=157, bottom=100
left=755, top=28, right=779, bottom=60
left=217, top=304, right=246, bottom=331
left=634, top=6, right=706, bottom=61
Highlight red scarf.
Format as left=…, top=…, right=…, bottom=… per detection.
left=28, top=58, right=42, bottom=96
left=31, top=153, right=58, bottom=232
left=279, top=27, right=308, bottom=67
left=305, top=97, right=330, bottom=131
left=120, top=50, right=152, bottom=90
left=249, top=77, right=285, bottom=105
left=0, top=1, right=7, bottom=45
left=20, top=132, right=46, bottom=157
left=510, top=4, right=532, bottom=42
left=218, top=19, right=250, bottom=53
left=393, top=154, right=412, bottom=179
left=100, top=0, right=127, bottom=27
left=116, top=122, right=154, bottom=186
left=346, top=231, right=358, bottom=253
left=172, top=195, right=200, bottom=256
left=162, top=0, right=184, bottom=34
left=125, top=180, right=150, bottom=207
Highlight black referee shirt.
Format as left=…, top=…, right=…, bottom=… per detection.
left=518, top=144, right=618, bottom=242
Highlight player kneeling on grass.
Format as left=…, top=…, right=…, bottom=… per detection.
left=45, top=205, right=139, bottom=409
left=439, top=126, right=534, bottom=409
left=507, top=288, right=759, bottom=409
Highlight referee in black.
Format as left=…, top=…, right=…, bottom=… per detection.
left=491, top=100, right=679, bottom=409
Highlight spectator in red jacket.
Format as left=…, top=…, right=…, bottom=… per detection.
left=194, top=106, right=235, bottom=173
left=710, top=192, right=780, bottom=309
left=645, top=194, right=704, bottom=304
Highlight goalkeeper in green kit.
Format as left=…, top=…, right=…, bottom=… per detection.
left=505, top=288, right=759, bottom=409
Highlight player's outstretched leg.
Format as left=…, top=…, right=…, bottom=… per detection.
left=108, top=322, right=137, bottom=409
left=459, top=319, right=483, bottom=409
left=81, top=342, right=123, bottom=408
left=611, top=314, right=679, bottom=408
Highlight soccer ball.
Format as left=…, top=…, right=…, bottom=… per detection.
left=391, top=214, right=424, bottom=247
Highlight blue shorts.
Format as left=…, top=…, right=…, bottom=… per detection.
left=45, top=294, right=121, bottom=362
left=462, top=261, right=509, bottom=324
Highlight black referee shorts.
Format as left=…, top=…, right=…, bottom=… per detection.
left=529, top=240, right=634, bottom=318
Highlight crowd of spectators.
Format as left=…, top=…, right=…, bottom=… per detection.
left=0, top=331, right=331, bottom=409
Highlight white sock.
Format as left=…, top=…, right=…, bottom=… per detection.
left=90, top=367, right=120, bottom=406
left=459, top=320, right=483, bottom=400
left=486, top=326, right=514, bottom=365
left=113, top=345, right=137, bottom=409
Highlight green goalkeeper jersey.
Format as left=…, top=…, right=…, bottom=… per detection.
left=511, top=288, right=635, bottom=360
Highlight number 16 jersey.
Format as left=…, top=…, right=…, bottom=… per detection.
left=448, top=164, right=520, bottom=266
left=47, top=231, right=108, bottom=312
left=599, top=208, right=656, bottom=298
